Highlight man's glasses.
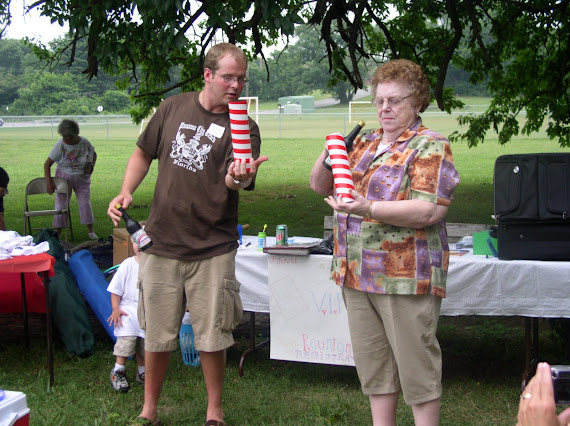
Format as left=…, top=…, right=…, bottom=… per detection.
left=213, top=72, right=248, bottom=85
left=372, top=95, right=412, bottom=108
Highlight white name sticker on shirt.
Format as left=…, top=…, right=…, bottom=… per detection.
left=207, top=123, right=225, bottom=138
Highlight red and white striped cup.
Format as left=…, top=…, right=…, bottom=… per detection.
left=326, top=133, right=355, bottom=203
left=229, top=100, right=252, bottom=171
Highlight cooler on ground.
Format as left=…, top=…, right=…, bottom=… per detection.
left=0, top=390, right=30, bottom=426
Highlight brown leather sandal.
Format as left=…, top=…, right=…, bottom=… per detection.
left=205, top=420, right=227, bottom=426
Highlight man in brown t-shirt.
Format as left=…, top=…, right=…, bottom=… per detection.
left=108, top=43, right=268, bottom=426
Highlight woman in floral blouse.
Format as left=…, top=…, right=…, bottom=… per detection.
left=310, top=59, right=460, bottom=425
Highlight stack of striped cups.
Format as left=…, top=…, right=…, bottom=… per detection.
left=325, top=133, right=355, bottom=202
left=228, top=100, right=252, bottom=171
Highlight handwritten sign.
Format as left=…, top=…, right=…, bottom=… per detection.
left=268, top=254, right=355, bottom=366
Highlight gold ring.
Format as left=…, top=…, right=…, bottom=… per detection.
left=521, top=393, right=532, bottom=400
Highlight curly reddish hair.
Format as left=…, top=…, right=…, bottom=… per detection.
left=371, top=59, right=431, bottom=112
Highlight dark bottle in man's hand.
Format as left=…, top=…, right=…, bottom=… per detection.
left=115, top=204, right=153, bottom=251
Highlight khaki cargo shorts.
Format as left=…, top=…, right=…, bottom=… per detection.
left=138, top=250, right=243, bottom=353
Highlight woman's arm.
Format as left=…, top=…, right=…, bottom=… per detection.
left=325, top=190, right=448, bottom=229
left=366, top=198, right=448, bottom=229
left=310, top=148, right=334, bottom=196
left=44, top=157, right=55, bottom=195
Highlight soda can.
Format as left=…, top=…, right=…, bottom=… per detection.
left=276, top=224, right=288, bottom=246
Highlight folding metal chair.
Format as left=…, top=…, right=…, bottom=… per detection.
left=24, top=177, right=73, bottom=240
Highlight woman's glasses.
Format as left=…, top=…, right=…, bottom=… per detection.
left=372, top=95, right=411, bottom=107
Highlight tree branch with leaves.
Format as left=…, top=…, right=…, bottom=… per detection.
left=1, top=0, right=568, bottom=146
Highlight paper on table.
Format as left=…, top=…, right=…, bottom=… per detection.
left=269, top=274, right=305, bottom=321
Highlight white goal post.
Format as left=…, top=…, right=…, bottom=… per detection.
left=349, top=101, right=374, bottom=124
left=139, top=107, right=156, bottom=135
left=239, top=96, right=259, bottom=123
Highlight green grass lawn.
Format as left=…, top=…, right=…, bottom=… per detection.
left=0, top=314, right=568, bottom=425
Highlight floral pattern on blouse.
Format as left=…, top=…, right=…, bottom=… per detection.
left=331, top=118, right=460, bottom=298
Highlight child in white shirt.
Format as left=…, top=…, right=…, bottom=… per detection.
left=107, top=236, right=145, bottom=393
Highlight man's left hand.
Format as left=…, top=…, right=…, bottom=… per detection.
left=228, top=156, right=268, bottom=186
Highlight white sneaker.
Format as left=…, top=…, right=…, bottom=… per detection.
left=88, top=232, right=98, bottom=240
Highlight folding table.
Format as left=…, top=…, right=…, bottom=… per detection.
left=236, top=237, right=570, bottom=388
left=0, top=253, right=56, bottom=386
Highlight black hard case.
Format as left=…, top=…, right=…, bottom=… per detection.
left=493, top=153, right=570, bottom=260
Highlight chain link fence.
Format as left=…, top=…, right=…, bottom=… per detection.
left=0, top=104, right=490, bottom=141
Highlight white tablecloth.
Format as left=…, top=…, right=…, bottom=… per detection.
left=236, top=236, right=274, bottom=313
left=443, top=250, right=570, bottom=317
left=236, top=236, right=570, bottom=318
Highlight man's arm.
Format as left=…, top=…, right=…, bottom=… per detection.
left=107, top=147, right=153, bottom=226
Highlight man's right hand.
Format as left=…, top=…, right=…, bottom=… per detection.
left=107, top=194, right=132, bottom=227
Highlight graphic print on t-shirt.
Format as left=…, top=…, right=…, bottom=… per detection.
left=170, top=122, right=215, bottom=172
left=58, top=142, right=88, bottom=172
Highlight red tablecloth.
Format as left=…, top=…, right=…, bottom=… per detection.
left=0, top=253, right=56, bottom=313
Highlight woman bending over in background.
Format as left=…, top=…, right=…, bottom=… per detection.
left=44, top=119, right=98, bottom=239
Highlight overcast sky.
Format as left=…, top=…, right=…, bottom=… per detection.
left=3, top=0, right=287, bottom=52
left=4, top=0, right=67, bottom=42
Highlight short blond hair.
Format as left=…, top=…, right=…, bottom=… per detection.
left=204, top=43, right=247, bottom=72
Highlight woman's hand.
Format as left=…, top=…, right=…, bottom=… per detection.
left=325, top=189, right=371, bottom=218
left=45, top=178, right=55, bottom=195
left=517, top=362, right=570, bottom=426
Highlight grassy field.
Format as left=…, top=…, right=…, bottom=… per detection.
left=1, top=312, right=569, bottom=425
left=1, top=101, right=570, bottom=425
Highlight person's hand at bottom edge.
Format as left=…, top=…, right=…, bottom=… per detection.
left=517, top=362, right=570, bottom=426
